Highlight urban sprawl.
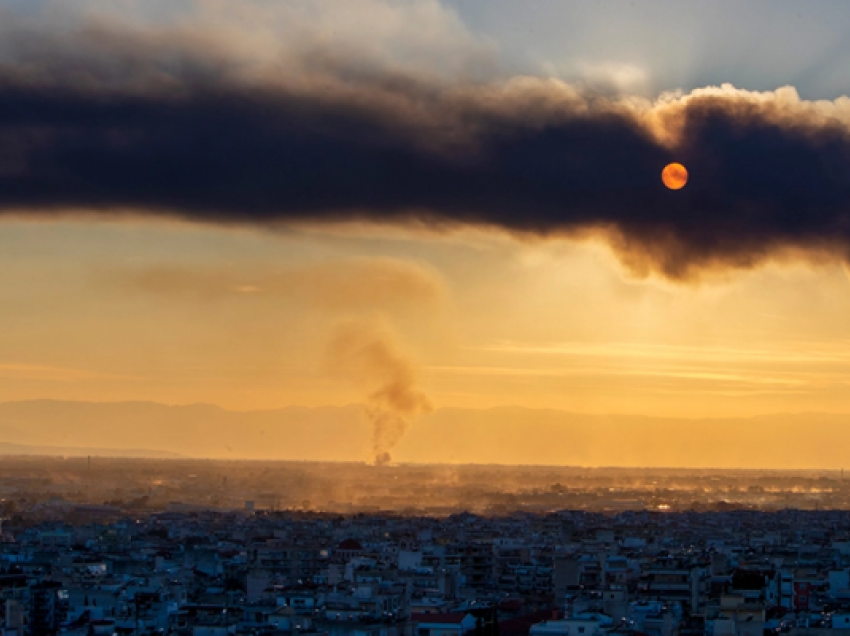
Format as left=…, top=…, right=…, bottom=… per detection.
left=0, top=458, right=847, bottom=636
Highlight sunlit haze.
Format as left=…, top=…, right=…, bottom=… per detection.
left=2, top=1, right=850, bottom=467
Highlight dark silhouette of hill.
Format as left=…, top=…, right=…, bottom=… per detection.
left=0, top=441, right=182, bottom=459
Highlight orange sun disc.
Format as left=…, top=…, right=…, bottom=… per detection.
left=661, top=162, right=688, bottom=190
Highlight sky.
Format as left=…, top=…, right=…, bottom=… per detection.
left=3, top=0, right=850, bottom=447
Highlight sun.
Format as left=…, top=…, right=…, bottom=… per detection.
left=662, top=162, right=688, bottom=190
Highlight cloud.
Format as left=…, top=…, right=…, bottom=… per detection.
left=0, top=363, right=116, bottom=382
left=105, top=257, right=446, bottom=310
left=542, top=60, right=651, bottom=95
left=2, top=3, right=850, bottom=279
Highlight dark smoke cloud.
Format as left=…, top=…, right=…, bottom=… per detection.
left=2, top=14, right=850, bottom=277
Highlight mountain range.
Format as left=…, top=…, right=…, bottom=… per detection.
left=0, top=400, right=846, bottom=468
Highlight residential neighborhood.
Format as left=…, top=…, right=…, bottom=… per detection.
left=0, top=461, right=848, bottom=636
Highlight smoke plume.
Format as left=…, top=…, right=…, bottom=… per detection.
left=3, top=6, right=850, bottom=278
left=328, top=320, right=433, bottom=465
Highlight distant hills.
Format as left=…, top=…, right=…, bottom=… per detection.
left=0, top=400, right=369, bottom=461
left=0, top=399, right=847, bottom=468
left=0, top=440, right=181, bottom=459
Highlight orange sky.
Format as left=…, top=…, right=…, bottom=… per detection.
left=4, top=0, right=850, bottom=470
left=2, top=219, right=850, bottom=421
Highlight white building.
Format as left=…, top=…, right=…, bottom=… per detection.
left=530, top=615, right=613, bottom=636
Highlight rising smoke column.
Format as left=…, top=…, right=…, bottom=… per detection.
left=328, top=320, right=433, bottom=465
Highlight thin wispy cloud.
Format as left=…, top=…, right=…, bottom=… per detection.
left=102, top=257, right=446, bottom=311
left=476, top=341, right=850, bottom=365
left=0, top=363, right=124, bottom=382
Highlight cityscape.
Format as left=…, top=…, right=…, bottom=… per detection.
left=3, top=2, right=850, bottom=636
left=0, top=460, right=849, bottom=636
